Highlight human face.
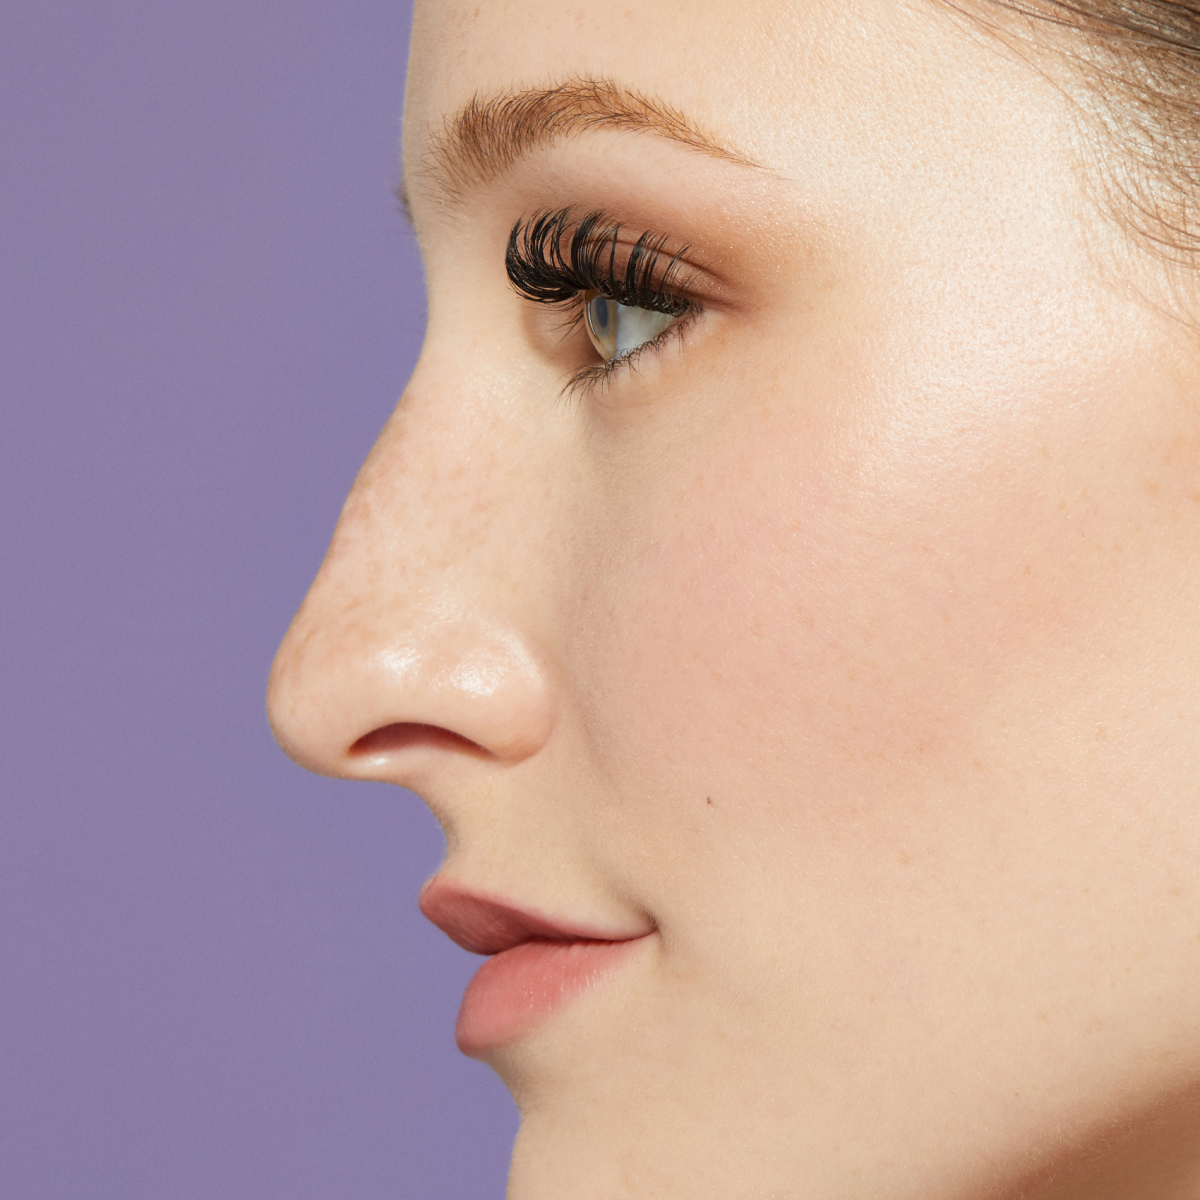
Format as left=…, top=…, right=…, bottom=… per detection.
left=268, top=0, right=1200, bottom=1195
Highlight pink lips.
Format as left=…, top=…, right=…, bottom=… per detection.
left=419, top=882, right=648, bottom=1054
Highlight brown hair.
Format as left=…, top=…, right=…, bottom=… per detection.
left=979, top=1, right=1200, bottom=260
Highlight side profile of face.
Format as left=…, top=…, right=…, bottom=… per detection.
left=268, top=1, right=1200, bottom=1195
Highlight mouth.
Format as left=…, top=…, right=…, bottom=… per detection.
left=419, top=880, right=653, bottom=1055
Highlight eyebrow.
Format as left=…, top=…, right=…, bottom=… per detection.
left=402, top=77, right=760, bottom=216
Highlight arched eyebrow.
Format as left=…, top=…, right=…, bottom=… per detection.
left=400, top=76, right=761, bottom=219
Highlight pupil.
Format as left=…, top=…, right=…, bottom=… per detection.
left=592, top=297, right=610, bottom=330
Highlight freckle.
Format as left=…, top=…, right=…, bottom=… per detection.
left=706, top=797, right=714, bottom=807
left=1058, top=499, right=1067, bottom=511
left=1024, top=564, right=1032, bottom=575
left=899, top=851, right=910, bottom=866
left=973, top=759, right=983, bottom=771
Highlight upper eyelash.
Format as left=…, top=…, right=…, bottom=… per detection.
left=505, top=207, right=695, bottom=316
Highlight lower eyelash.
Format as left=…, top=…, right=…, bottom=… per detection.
left=561, top=309, right=697, bottom=402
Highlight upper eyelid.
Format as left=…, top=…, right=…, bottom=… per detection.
left=505, top=207, right=699, bottom=312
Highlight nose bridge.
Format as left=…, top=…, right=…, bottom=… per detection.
left=267, top=352, right=555, bottom=779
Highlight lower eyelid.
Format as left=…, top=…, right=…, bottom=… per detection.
left=563, top=306, right=700, bottom=401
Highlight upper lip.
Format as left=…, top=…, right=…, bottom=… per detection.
left=419, top=878, right=652, bottom=955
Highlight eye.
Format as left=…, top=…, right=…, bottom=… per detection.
left=583, top=291, right=679, bottom=362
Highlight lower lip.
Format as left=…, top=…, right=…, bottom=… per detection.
left=456, top=937, right=640, bottom=1055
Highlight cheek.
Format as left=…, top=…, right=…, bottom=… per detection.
left=576, top=460, right=989, bottom=812
left=566, top=336, right=1200, bottom=875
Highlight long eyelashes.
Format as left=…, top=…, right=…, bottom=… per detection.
left=505, top=208, right=694, bottom=318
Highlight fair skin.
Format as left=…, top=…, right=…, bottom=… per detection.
left=268, top=1, right=1200, bottom=1196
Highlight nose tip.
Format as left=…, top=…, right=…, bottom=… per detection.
left=267, top=341, right=559, bottom=790
left=268, top=605, right=554, bottom=781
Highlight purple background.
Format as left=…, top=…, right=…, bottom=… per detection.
left=1, top=2, right=518, bottom=1196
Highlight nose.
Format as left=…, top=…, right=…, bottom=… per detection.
left=267, top=350, right=556, bottom=790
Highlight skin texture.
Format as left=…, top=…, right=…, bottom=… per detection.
left=268, top=1, right=1200, bottom=1196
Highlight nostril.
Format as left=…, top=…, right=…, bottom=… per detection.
left=349, top=722, right=494, bottom=760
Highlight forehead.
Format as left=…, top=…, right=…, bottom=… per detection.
left=404, top=0, right=794, bottom=132
left=405, top=0, right=931, bottom=173
left=401, top=0, right=1073, bottom=227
